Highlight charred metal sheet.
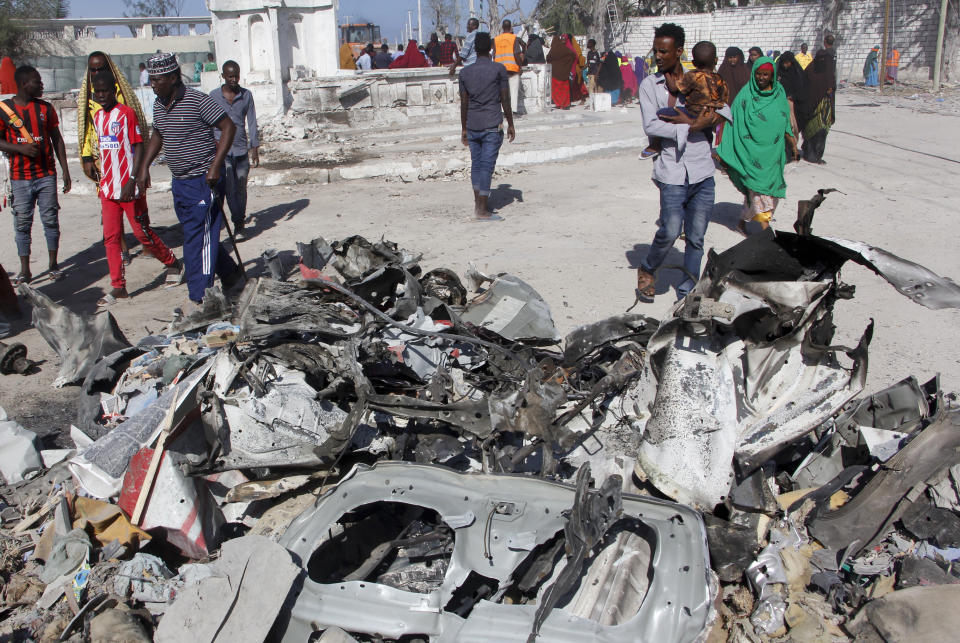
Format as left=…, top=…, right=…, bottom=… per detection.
left=527, top=464, right=622, bottom=642
left=235, top=278, right=362, bottom=341
left=277, top=462, right=714, bottom=643
left=834, top=375, right=934, bottom=442
left=809, top=409, right=960, bottom=554
left=561, top=314, right=656, bottom=367
left=900, top=500, right=960, bottom=548
left=19, top=283, right=132, bottom=387
left=636, top=231, right=879, bottom=510
left=368, top=394, right=495, bottom=439
left=216, top=361, right=351, bottom=470
left=823, top=236, right=960, bottom=310
left=461, top=275, right=561, bottom=345
left=793, top=188, right=838, bottom=236
left=168, top=287, right=232, bottom=334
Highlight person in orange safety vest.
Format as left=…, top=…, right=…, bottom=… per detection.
left=885, top=45, right=900, bottom=84
left=493, top=20, right=525, bottom=115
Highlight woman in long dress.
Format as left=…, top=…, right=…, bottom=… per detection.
left=546, top=36, right=576, bottom=110
left=800, top=49, right=836, bottom=164
left=716, top=57, right=797, bottom=233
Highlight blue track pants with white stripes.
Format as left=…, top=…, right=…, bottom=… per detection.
left=171, top=174, right=238, bottom=303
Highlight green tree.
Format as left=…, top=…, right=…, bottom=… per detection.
left=123, top=0, right=185, bottom=37
left=534, top=1, right=638, bottom=44
left=0, top=0, right=71, bottom=61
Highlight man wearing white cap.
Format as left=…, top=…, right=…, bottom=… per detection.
left=134, top=52, right=241, bottom=304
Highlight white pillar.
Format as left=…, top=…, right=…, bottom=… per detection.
left=267, top=6, right=284, bottom=107
left=418, top=0, right=422, bottom=43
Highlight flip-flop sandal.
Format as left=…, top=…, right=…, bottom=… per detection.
left=97, top=292, right=128, bottom=307
left=48, top=270, right=66, bottom=282
left=473, top=214, right=504, bottom=222
left=11, top=273, right=30, bottom=286
left=122, top=252, right=133, bottom=266
left=636, top=270, right=656, bottom=299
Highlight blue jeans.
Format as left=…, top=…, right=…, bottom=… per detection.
left=223, top=154, right=250, bottom=226
left=171, top=174, right=238, bottom=303
left=641, top=177, right=715, bottom=299
left=467, top=128, right=504, bottom=197
left=11, top=176, right=59, bottom=257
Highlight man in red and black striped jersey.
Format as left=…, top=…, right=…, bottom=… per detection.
left=0, top=66, right=72, bottom=285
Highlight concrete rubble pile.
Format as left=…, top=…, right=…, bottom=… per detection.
left=2, top=210, right=960, bottom=642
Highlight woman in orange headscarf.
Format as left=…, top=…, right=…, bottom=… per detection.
left=0, top=58, right=16, bottom=94
left=565, top=34, right=588, bottom=104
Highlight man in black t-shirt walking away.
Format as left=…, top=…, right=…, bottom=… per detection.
left=459, top=33, right=515, bottom=221
left=135, top=53, right=241, bottom=305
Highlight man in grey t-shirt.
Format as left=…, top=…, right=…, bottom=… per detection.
left=459, top=32, right=515, bottom=221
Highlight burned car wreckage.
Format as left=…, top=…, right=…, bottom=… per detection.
left=2, top=201, right=960, bottom=642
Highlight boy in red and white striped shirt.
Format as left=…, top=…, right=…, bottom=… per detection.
left=91, top=72, right=181, bottom=306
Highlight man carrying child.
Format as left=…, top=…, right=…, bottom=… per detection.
left=642, top=41, right=728, bottom=158
left=90, top=72, right=182, bottom=306
left=635, top=25, right=731, bottom=302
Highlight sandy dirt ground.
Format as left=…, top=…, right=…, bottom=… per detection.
left=2, top=86, right=959, bottom=440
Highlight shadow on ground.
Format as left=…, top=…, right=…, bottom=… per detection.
left=489, top=184, right=523, bottom=211
left=625, top=244, right=687, bottom=297
left=711, top=201, right=744, bottom=232
left=242, top=199, right=311, bottom=241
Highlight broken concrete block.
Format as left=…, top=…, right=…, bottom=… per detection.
left=592, top=92, right=612, bottom=111
left=0, top=407, right=43, bottom=484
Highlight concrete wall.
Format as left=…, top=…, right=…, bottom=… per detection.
left=281, top=65, right=550, bottom=128
left=208, top=0, right=338, bottom=85
left=26, top=34, right=214, bottom=59
left=25, top=51, right=215, bottom=95
left=623, top=1, right=955, bottom=82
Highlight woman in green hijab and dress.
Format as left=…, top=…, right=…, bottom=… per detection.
left=716, top=57, right=797, bottom=234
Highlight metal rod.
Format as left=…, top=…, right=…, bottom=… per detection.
left=934, top=0, right=950, bottom=92
left=212, top=188, right=249, bottom=282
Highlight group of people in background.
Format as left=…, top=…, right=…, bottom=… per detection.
left=543, top=36, right=644, bottom=109
left=716, top=37, right=836, bottom=167
left=0, top=46, right=261, bottom=337
left=635, top=24, right=839, bottom=303
left=0, top=21, right=847, bottom=338
left=863, top=44, right=900, bottom=86
left=339, top=30, right=470, bottom=71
